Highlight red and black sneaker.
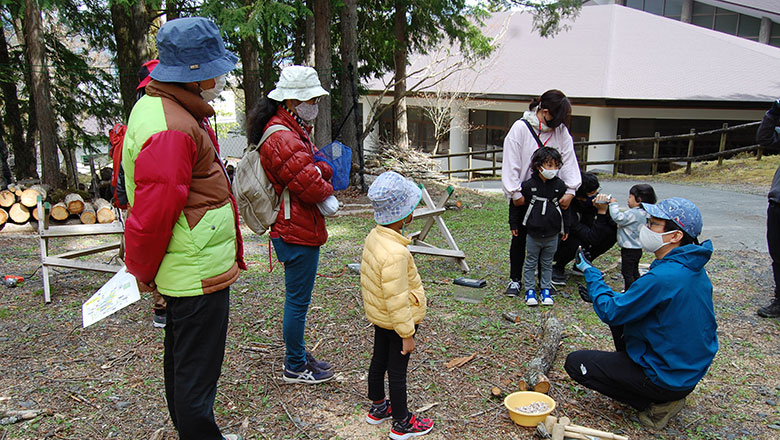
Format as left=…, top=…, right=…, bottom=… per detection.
left=366, top=400, right=392, bottom=424
left=389, top=414, right=434, bottom=439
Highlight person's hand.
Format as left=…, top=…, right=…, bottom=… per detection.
left=561, top=232, right=568, bottom=241
left=511, top=229, right=519, bottom=237
left=137, top=279, right=156, bottom=293
left=512, top=196, right=525, bottom=206
left=609, top=197, right=618, bottom=203
left=560, top=193, right=573, bottom=210
left=401, top=337, right=415, bottom=355
left=574, top=248, right=594, bottom=273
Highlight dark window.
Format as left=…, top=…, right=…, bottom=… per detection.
left=663, top=0, right=683, bottom=19
left=691, top=2, right=715, bottom=28
left=626, top=0, right=643, bottom=10
left=771, top=21, right=780, bottom=48
left=644, top=0, right=664, bottom=16
left=713, top=9, right=738, bottom=34
left=737, top=14, right=761, bottom=41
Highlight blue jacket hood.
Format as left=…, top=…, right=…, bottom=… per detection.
left=650, top=239, right=713, bottom=273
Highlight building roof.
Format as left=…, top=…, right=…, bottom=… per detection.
left=364, top=4, right=780, bottom=103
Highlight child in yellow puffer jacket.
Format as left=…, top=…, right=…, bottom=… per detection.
left=361, top=171, right=434, bottom=440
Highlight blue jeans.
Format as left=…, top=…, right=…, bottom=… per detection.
left=271, top=238, right=320, bottom=371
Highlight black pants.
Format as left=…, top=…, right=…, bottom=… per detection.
left=509, top=202, right=529, bottom=281
left=768, top=201, right=780, bottom=299
left=368, top=325, right=413, bottom=422
left=621, top=247, right=643, bottom=291
left=553, top=229, right=616, bottom=272
left=564, top=350, right=693, bottom=410
left=163, top=288, right=230, bottom=440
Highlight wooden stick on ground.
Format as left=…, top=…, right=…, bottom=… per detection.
left=519, top=312, right=563, bottom=393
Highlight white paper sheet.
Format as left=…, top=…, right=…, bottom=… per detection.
left=82, top=266, right=141, bottom=328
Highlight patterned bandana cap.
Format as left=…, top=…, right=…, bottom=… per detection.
left=368, top=171, right=423, bottom=225
left=642, top=197, right=702, bottom=238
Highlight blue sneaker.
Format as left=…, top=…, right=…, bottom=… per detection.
left=282, top=361, right=334, bottom=384
left=540, top=289, right=554, bottom=306
left=306, top=351, right=332, bottom=371
left=524, top=289, right=538, bottom=306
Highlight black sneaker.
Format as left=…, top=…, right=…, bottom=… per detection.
left=152, top=312, right=166, bottom=329
left=306, top=351, right=332, bottom=371
left=366, top=400, right=392, bottom=424
left=505, top=280, right=521, bottom=297
left=282, top=361, right=334, bottom=384
left=389, top=414, right=434, bottom=440
left=551, top=267, right=566, bottom=285
left=757, top=298, right=780, bottom=318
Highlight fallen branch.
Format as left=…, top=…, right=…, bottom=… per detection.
left=0, top=408, right=52, bottom=425
left=445, top=352, right=476, bottom=369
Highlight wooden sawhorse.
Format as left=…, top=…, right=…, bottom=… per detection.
left=408, top=185, right=469, bottom=272
left=37, top=199, right=125, bottom=303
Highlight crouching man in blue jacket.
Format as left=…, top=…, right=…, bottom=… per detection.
left=564, top=197, right=718, bottom=430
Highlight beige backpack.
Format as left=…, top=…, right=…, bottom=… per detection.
left=232, top=124, right=290, bottom=234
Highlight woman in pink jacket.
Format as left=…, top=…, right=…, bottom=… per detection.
left=500, top=90, right=581, bottom=297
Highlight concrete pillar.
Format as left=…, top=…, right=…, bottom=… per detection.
left=681, top=0, right=693, bottom=23
left=448, top=107, right=469, bottom=179
left=585, top=107, right=618, bottom=174
left=362, top=99, right=380, bottom=154
left=760, top=17, right=772, bottom=45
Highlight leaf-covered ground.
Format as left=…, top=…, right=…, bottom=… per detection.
left=1, top=183, right=779, bottom=439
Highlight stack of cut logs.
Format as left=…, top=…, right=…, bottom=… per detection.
left=0, top=183, right=116, bottom=228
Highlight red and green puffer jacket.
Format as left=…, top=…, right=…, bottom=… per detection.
left=260, top=107, right=333, bottom=246
left=122, top=80, right=245, bottom=297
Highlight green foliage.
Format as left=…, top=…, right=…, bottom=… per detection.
left=495, top=0, right=584, bottom=38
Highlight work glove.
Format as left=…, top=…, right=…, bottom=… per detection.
left=574, top=247, right=594, bottom=273
left=577, top=283, right=591, bottom=303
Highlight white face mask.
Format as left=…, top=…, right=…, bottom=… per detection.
left=295, top=101, right=319, bottom=121
left=200, top=74, right=226, bottom=102
left=639, top=225, right=676, bottom=253
left=540, top=167, right=559, bottom=180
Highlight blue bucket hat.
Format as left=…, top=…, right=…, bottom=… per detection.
left=642, top=197, right=702, bottom=238
left=368, top=171, right=422, bottom=225
left=151, top=17, right=238, bottom=83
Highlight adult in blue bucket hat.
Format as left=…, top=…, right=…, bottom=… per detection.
left=564, top=197, right=718, bottom=431
left=121, top=16, right=244, bottom=440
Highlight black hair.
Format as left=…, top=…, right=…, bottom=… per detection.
left=246, top=97, right=281, bottom=145
left=663, top=219, right=699, bottom=246
left=630, top=184, right=657, bottom=206
left=529, top=89, right=571, bottom=129
left=575, top=172, right=599, bottom=198
left=530, top=147, right=563, bottom=176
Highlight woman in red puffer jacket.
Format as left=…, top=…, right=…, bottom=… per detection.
left=246, top=66, right=335, bottom=384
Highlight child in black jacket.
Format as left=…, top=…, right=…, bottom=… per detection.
left=511, top=147, right=570, bottom=306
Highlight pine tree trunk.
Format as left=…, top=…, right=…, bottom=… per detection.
left=24, top=0, right=61, bottom=189
left=305, top=0, right=315, bottom=67
left=314, top=0, right=332, bottom=148
left=20, top=184, right=48, bottom=207
left=94, top=198, right=116, bottom=223
left=65, top=193, right=85, bottom=215
left=0, top=25, right=37, bottom=181
left=9, top=202, right=30, bottom=223
left=239, top=34, right=261, bottom=120
left=110, top=0, right=148, bottom=120
left=0, top=189, right=14, bottom=208
left=393, top=0, right=409, bottom=150
left=80, top=202, right=96, bottom=224
left=50, top=202, right=69, bottom=221
left=340, top=0, right=358, bottom=151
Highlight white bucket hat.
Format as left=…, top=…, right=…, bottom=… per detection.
left=268, top=66, right=329, bottom=102
left=368, top=171, right=422, bottom=225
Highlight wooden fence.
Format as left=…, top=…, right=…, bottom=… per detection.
left=431, top=121, right=763, bottom=179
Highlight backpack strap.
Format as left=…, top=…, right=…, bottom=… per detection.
left=522, top=119, right=545, bottom=149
